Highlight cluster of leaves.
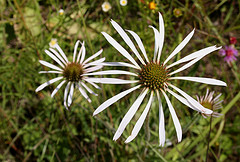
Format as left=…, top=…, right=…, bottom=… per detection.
left=1, top=0, right=240, bottom=161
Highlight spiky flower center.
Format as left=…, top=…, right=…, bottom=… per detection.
left=63, top=63, right=83, bottom=82
left=138, top=62, right=169, bottom=90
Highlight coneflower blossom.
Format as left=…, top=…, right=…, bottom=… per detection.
left=219, top=45, right=238, bottom=63
left=36, top=40, right=104, bottom=109
left=91, top=12, right=226, bottom=146
left=196, top=89, right=223, bottom=118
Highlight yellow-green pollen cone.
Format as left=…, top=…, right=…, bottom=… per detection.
left=138, top=62, right=169, bottom=90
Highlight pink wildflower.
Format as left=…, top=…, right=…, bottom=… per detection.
left=219, top=46, right=238, bottom=63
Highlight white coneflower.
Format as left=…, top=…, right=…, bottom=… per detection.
left=49, top=38, right=58, bottom=48
left=90, top=12, right=226, bottom=146
left=120, top=0, right=128, bottom=6
left=59, top=9, right=64, bottom=15
left=196, top=89, right=223, bottom=118
left=102, top=2, right=112, bottom=12
left=36, top=40, right=104, bottom=110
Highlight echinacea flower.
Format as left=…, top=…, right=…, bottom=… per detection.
left=36, top=40, right=104, bottom=109
left=102, top=2, right=112, bottom=12
left=196, top=89, right=223, bottom=118
left=92, top=12, right=226, bottom=146
left=120, top=0, right=127, bottom=6
left=59, top=9, right=64, bottom=16
left=49, top=38, right=58, bottom=48
left=219, top=45, right=238, bottom=63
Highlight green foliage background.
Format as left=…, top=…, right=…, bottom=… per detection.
left=1, top=0, right=240, bottom=161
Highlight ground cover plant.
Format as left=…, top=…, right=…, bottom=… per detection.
left=1, top=0, right=240, bottom=161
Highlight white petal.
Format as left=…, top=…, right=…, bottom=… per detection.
left=157, top=12, right=165, bottom=63
left=39, top=60, right=63, bottom=71
left=85, top=78, right=139, bottom=84
left=84, top=65, right=103, bottom=73
left=73, top=40, right=80, bottom=62
left=167, top=89, right=198, bottom=111
left=149, top=26, right=160, bottom=62
left=169, top=83, right=213, bottom=114
left=51, top=80, right=66, bottom=98
left=35, top=76, right=63, bottom=92
left=170, top=77, right=227, bottom=86
left=93, top=85, right=141, bottom=116
left=64, top=82, right=71, bottom=110
left=39, top=71, right=62, bottom=74
left=83, top=49, right=103, bottom=65
left=125, top=91, right=153, bottom=143
left=77, top=83, right=91, bottom=102
left=101, top=32, right=140, bottom=69
left=113, top=88, right=149, bottom=141
left=68, top=83, right=74, bottom=107
left=77, top=41, right=84, bottom=63
left=49, top=48, right=67, bottom=65
left=80, top=42, right=86, bottom=64
left=45, top=50, right=65, bottom=68
left=82, top=70, right=138, bottom=77
left=169, top=46, right=222, bottom=75
left=55, top=44, right=69, bottom=63
left=83, top=58, right=105, bottom=68
left=164, top=29, right=195, bottom=65
left=161, top=90, right=182, bottom=142
left=84, top=79, right=101, bottom=89
left=111, top=19, right=145, bottom=65
left=126, top=30, right=149, bottom=63
left=167, top=46, right=219, bottom=69
left=99, top=62, right=139, bottom=69
left=156, top=90, right=165, bottom=146
left=80, top=81, right=97, bottom=96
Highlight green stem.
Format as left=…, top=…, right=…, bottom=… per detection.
left=206, top=115, right=213, bottom=162
left=143, top=113, right=150, bottom=159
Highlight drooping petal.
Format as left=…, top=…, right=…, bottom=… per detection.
left=82, top=49, right=103, bottom=65
left=55, top=44, right=69, bottom=63
left=73, top=40, right=80, bottom=62
left=156, top=90, right=165, bottom=146
left=164, top=29, right=195, bottom=65
left=99, top=62, right=139, bottom=69
left=149, top=26, right=160, bottom=62
left=125, top=91, right=153, bottom=143
left=49, top=48, right=67, bottom=65
left=85, top=78, right=139, bottom=84
left=68, top=83, right=74, bottom=107
left=80, top=81, right=97, bottom=96
left=39, top=60, right=63, bottom=71
left=84, top=65, right=103, bottom=73
left=93, top=85, right=141, bottom=116
left=113, top=88, right=149, bottom=141
left=169, top=46, right=222, bottom=75
left=161, top=90, right=182, bottom=142
left=45, top=50, right=65, bottom=68
left=82, top=70, right=138, bottom=77
left=111, top=19, right=145, bottom=65
left=51, top=80, right=66, bottom=98
left=167, top=89, right=197, bottom=111
left=167, top=46, right=219, bottom=69
left=83, top=58, right=105, bottom=68
left=64, top=82, right=71, bottom=110
left=157, top=12, right=165, bottom=63
left=126, top=30, right=149, bottom=63
left=35, top=76, right=63, bottom=92
left=169, top=83, right=213, bottom=114
left=101, top=32, right=140, bottom=69
left=169, top=77, right=227, bottom=86
left=39, top=71, right=62, bottom=74
left=84, top=79, right=101, bottom=89
left=77, top=83, right=91, bottom=102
